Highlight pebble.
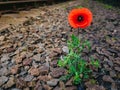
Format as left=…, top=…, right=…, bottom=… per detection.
left=10, top=65, right=19, bottom=74
left=0, top=76, right=8, bottom=86
left=50, top=68, right=65, bottom=78
left=0, top=67, right=8, bottom=76
left=28, top=67, right=40, bottom=76
left=33, top=54, right=40, bottom=62
left=24, top=75, right=34, bottom=81
left=110, top=71, right=116, bottom=77
left=39, top=65, right=49, bottom=75
left=23, top=58, right=33, bottom=66
left=102, top=75, right=114, bottom=83
left=47, top=79, right=59, bottom=87
left=62, top=46, right=69, bottom=53
left=4, top=77, right=15, bottom=88
left=1, top=54, right=10, bottom=63
left=0, top=36, right=5, bottom=41
left=38, top=75, right=51, bottom=82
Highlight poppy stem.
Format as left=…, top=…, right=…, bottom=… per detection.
left=78, top=28, right=80, bottom=39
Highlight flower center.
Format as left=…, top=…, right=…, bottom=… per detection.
left=77, top=16, right=84, bottom=22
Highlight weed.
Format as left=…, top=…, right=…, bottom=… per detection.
left=58, top=34, right=99, bottom=85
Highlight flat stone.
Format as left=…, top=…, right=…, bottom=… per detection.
left=24, top=75, right=34, bottom=81
left=0, top=36, right=5, bottom=41
left=50, top=68, right=65, bottom=78
left=47, top=79, right=59, bottom=87
left=16, top=78, right=27, bottom=89
left=65, top=86, right=77, bottom=90
left=114, top=67, right=120, bottom=72
left=62, top=46, right=69, bottom=53
left=4, top=77, right=15, bottom=88
left=28, top=67, right=40, bottom=76
left=38, top=75, right=51, bottom=82
left=52, top=48, right=62, bottom=54
left=50, top=60, right=58, bottom=68
left=27, top=81, right=36, bottom=87
left=110, top=71, right=116, bottom=77
left=1, top=54, right=10, bottom=63
left=23, top=58, right=33, bottom=66
left=0, top=67, right=8, bottom=76
left=102, top=75, right=114, bottom=83
left=43, top=85, right=52, bottom=90
left=39, top=65, right=49, bottom=75
left=33, top=54, right=41, bottom=62
left=10, top=65, right=19, bottom=74
left=0, top=76, right=8, bottom=86
left=11, top=88, right=21, bottom=90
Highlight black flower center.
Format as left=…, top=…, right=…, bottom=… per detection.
left=77, top=16, right=84, bottom=22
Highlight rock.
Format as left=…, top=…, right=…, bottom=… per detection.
left=47, top=79, right=59, bottom=87
left=53, top=86, right=60, bottom=90
left=4, top=77, right=15, bottom=88
left=50, top=60, right=58, bottom=68
left=111, top=83, right=117, bottom=90
left=43, top=85, right=52, bottom=90
left=6, top=47, right=15, bottom=53
left=65, top=78, right=73, bottom=86
left=16, top=78, right=27, bottom=89
left=28, top=67, right=40, bottom=76
left=11, top=88, right=21, bottom=90
left=23, top=88, right=29, bottom=90
left=0, top=76, right=8, bottom=86
left=0, top=36, right=5, bottom=41
left=86, top=85, right=105, bottom=90
left=40, top=56, right=46, bottom=64
left=102, top=75, right=114, bottom=83
left=23, top=58, right=33, bottom=66
left=50, top=68, right=65, bottom=78
left=34, top=81, right=42, bottom=90
left=110, top=71, right=116, bottom=77
left=52, top=48, right=62, bottom=54
left=39, top=65, right=49, bottom=75
left=1, top=54, right=10, bottom=63
left=38, top=75, right=51, bottom=82
left=10, top=65, right=19, bottom=74
left=27, top=81, right=36, bottom=87
left=62, top=46, right=69, bottom=53
left=49, top=52, right=58, bottom=59
left=32, top=61, right=39, bottom=68
left=33, top=54, right=40, bottom=62
left=0, top=67, right=9, bottom=76
left=24, top=75, right=34, bottom=81
left=59, top=81, right=65, bottom=90
left=14, top=55, right=24, bottom=64
left=114, top=67, right=120, bottom=72
left=65, top=86, right=77, bottom=90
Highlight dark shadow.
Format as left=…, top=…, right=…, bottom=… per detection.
left=94, top=0, right=120, bottom=8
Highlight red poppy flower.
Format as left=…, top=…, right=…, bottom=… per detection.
left=68, top=8, right=93, bottom=29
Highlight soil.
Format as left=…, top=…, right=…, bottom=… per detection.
left=0, top=0, right=120, bottom=90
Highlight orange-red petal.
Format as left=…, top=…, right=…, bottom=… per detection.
left=68, top=8, right=93, bottom=29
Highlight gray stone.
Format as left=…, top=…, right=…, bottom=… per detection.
left=47, top=79, right=59, bottom=87
left=24, top=75, right=34, bottom=81
left=33, top=54, right=40, bottom=62
left=11, top=88, right=21, bottom=90
left=4, top=77, right=15, bottom=88
left=62, top=46, right=69, bottom=53
left=0, top=67, right=8, bottom=76
left=0, top=76, right=8, bottom=86
left=102, top=75, right=114, bottom=83
left=1, top=54, right=10, bottom=63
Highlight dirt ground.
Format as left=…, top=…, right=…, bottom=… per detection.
left=0, top=0, right=120, bottom=90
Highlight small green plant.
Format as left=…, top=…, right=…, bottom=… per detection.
left=58, top=34, right=99, bottom=85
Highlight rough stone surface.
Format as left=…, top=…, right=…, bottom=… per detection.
left=47, top=79, right=59, bottom=87
left=0, top=76, right=8, bottom=86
